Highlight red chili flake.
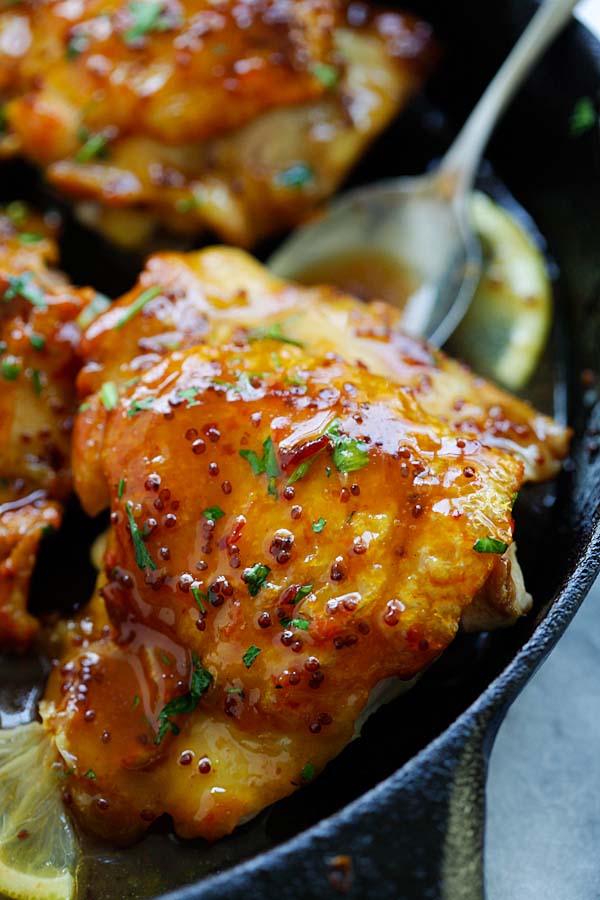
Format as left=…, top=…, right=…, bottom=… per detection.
left=17, top=830, right=29, bottom=840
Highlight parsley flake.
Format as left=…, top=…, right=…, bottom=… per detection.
left=83, top=769, right=97, bottom=780
left=312, top=62, right=338, bottom=89
left=75, top=130, right=109, bottom=163
left=191, top=587, right=206, bottom=614
left=31, top=368, right=43, bottom=396
left=312, top=517, right=326, bottom=533
left=124, top=0, right=177, bottom=45
left=77, top=292, right=111, bottom=329
left=570, top=97, right=597, bottom=137
left=18, top=232, right=43, bottom=245
left=116, top=285, right=162, bottom=329
left=275, top=162, right=315, bottom=190
left=243, top=563, right=271, bottom=597
left=4, top=272, right=46, bottom=308
left=247, top=322, right=303, bottom=347
left=155, top=654, right=213, bottom=744
left=118, top=477, right=126, bottom=499
left=100, top=381, right=119, bottom=411
left=29, top=333, right=45, bottom=351
left=473, top=536, right=508, bottom=555
left=327, top=421, right=369, bottom=473
left=127, top=396, right=155, bottom=417
left=301, top=762, right=315, bottom=782
left=280, top=617, right=310, bottom=631
left=239, top=436, right=281, bottom=496
left=126, top=502, right=157, bottom=571
left=203, top=505, right=225, bottom=522
left=1, top=356, right=20, bottom=381
left=132, top=694, right=140, bottom=709
left=242, top=645, right=261, bottom=669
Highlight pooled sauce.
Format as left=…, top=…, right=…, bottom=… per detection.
left=296, top=249, right=417, bottom=309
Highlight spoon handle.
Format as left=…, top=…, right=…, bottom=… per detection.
left=439, top=0, right=580, bottom=190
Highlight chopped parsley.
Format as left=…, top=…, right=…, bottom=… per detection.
left=226, top=686, right=244, bottom=696
left=18, top=232, right=43, bottom=245
left=75, top=129, right=109, bottom=163
left=275, top=162, right=315, bottom=190
left=132, top=694, right=140, bottom=709
left=31, top=369, right=43, bottom=396
left=473, top=536, right=508, bottom=555
left=203, top=505, right=225, bottom=522
left=77, top=292, right=111, bottom=329
left=286, top=449, right=324, bottom=486
left=239, top=436, right=281, bottom=497
left=327, top=421, right=369, bottom=473
left=100, top=381, right=119, bottom=411
left=118, top=477, right=126, bottom=499
left=125, top=502, right=157, bottom=571
left=155, top=654, right=213, bottom=744
left=124, top=0, right=177, bottom=45
left=247, top=322, right=303, bottom=347
left=176, top=386, right=201, bottom=407
left=312, top=517, right=326, bottom=533
left=127, top=396, right=155, bottom=417
left=243, top=563, right=271, bottom=597
left=29, top=333, right=45, bottom=351
left=83, top=769, right=97, bottom=780
left=296, top=584, right=313, bottom=601
left=115, top=285, right=162, bottom=329
left=242, top=645, right=261, bottom=669
left=66, top=32, right=89, bottom=59
left=280, top=616, right=310, bottom=631
left=4, top=272, right=46, bottom=308
left=1, top=357, right=20, bottom=381
left=301, top=762, right=315, bottom=782
left=191, top=587, right=206, bottom=614
left=312, top=62, right=339, bottom=89
left=570, top=96, right=597, bottom=137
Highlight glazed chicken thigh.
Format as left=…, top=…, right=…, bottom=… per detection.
left=0, top=207, right=92, bottom=649
left=0, top=0, right=435, bottom=247
left=40, top=248, right=569, bottom=843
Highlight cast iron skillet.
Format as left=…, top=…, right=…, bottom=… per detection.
left=2, top=1, right=600, bottom=898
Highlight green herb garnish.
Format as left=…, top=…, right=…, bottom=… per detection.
left=125, top=502, right=157, bottom=571
left=1, top=357, right=20, bottom=381
left=203, top=506, right=225, bottom=522
left=280, top=617, right=310, bottom=631
left=29, top=333, right=45, bottom=351
left=473, top=536, right=508, bottom=555
left=243, top=563, right=271, bottom=597
left=239, top=436, right=281, bottom=496
left=570, top=97, right=597, bottom=137
left=191, top=587, right=206, bottom=614
left=31, top=369, right=42, bottom=396
left=115, top=285, right=162, bottom=329
left=312, top=517, right=326, bottom=533
left=124, top=0, right=176, bottom=44
left=127, top=396, right=155, bottom=417
left=83, top=770, right=97, bottom=780
left=77, top=292, right=111, bottom=329
left=247, top=322, right=303, bottom=347
left=155, top=654, right=213, bottom=744
left=301, top=762, right=315, bottom=782
left=118, top=477, right=126, bottom=499
left=312, top=62, right=338, bottom=89
left=67, top=32, right=89, bottom=59
left=75, top=130, right=109, bottom=163
left=327, top=420, right=369, bottom=473
left=132, top=694, right=140, bottom=709
left=275, top=162, right=315, bottom=190
left=4, top=272, right=46, bottom=308
left=242, top=645, right=261, bottom=669
left=18, top=232, right=43, bottom=245
left=100, top=381, right=119, bottom=411
left=176, top=386, right=201, bottom=407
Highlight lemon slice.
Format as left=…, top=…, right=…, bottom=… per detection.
left=0, top=723, right=76, bottom=900
left=448, top=191, right=552, bottom=390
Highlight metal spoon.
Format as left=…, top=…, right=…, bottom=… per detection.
left=269, top=0, right=580, bottom=347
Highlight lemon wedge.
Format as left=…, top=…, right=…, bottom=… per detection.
left=448, top=191, right=552, bottom=390
left=0, top=723, right=76, bottom=900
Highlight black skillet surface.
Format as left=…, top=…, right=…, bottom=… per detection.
left=1, top=1, right=600, bottom=898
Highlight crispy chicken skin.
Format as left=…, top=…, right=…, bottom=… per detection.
left=39, top=248, right=569, bottom=843
left=0, top=0, right=435, bottom=247
left=0, top=207, right=92, bottom=649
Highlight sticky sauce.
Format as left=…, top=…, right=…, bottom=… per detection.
left=295, top=249, right=417, bottom=310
